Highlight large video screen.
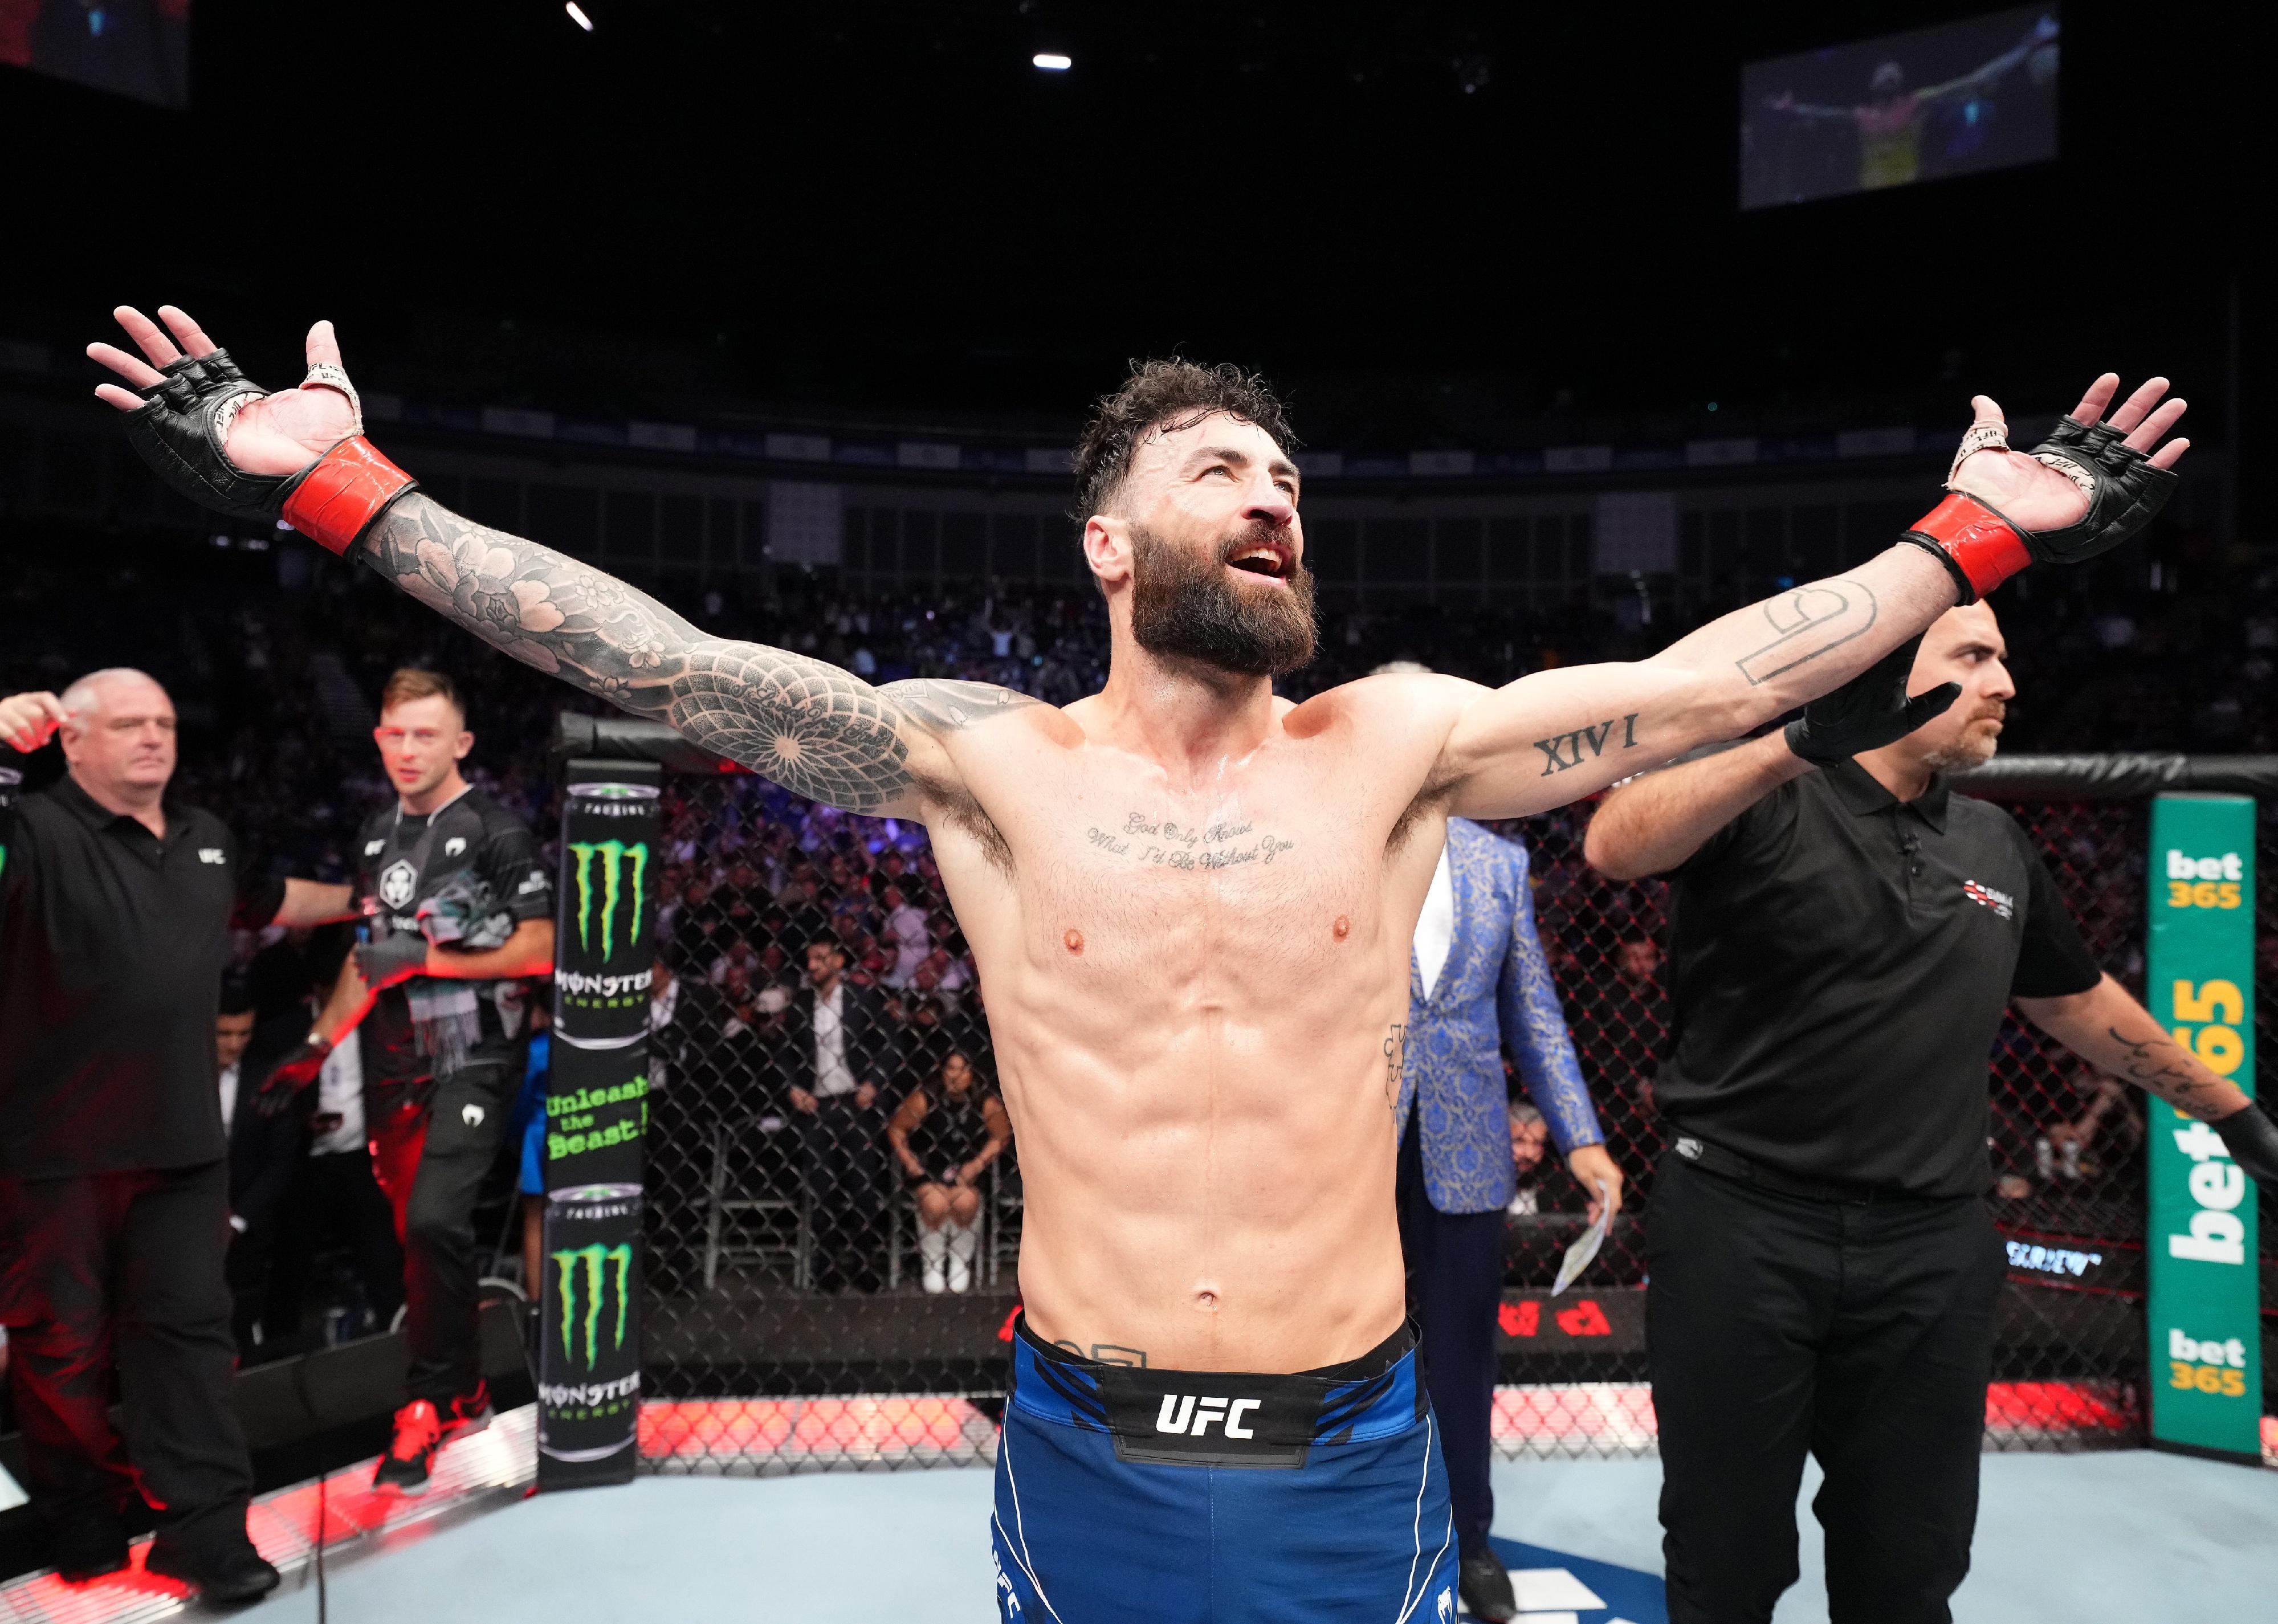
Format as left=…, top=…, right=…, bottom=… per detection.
left=1, top=0, right=191, bottom=108
left=1741, top=7, right=2059, bottom=211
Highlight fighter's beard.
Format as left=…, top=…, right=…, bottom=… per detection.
left=1128, top=521, right=1318, bottom=677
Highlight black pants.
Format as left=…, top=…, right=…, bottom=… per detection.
left=1647, top=1152, right=2003, bottom=1624
left=370, top=1064, right=511, bottom=1407
left=264, top=1148, right=405, bottom=1341
left=804, top=1096, right=885, bottom=1292
left=1395, top=1106, right=1507, bottom=1561
left=0, top=1161, right=254, bottom=1552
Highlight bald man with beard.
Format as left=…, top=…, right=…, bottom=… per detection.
left=0, top=670, right=352, bottom=1603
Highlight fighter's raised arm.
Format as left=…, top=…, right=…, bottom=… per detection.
left=1421, top=373, right=2187, bottom=820
left=88, top=307, right=1034, bottom=819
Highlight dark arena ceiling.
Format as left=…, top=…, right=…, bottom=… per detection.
left=0, top=1, right=2258, bottom=448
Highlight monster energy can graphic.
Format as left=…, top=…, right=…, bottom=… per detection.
left=555, top=778, right=662, bottom=1040
left=541, top=764, right=659, bottom=1488
left=537, top=1182, right=645, bottom=1486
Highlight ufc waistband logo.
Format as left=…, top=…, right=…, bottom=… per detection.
left=1155, top=1394, right=1261, bottom=1439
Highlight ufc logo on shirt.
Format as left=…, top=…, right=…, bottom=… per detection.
left=197, top=848, right=226, bottom=864
left=1156, top=1394, right=1262, bottom=1439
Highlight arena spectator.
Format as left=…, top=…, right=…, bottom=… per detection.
left=881, top=884, right=930, bottom=988
left=217, top=978, right=309, bottom=1354
left=1504, top=1102, right=1551, bottom=1217
left=783, top=937, right=899, bottom=1293
left=886, top=1050, right=1012, bottom=1294
left=263, top=962, right=404, bottom=1348
left=1567, top=932, right=1670, bottom=1126
left=646, top=951, right=737, bottom=1294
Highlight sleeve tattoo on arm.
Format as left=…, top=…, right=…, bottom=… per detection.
left=358, top=494, right=1032, bottom=811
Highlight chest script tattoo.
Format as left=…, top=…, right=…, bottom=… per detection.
left=1086, top=811, right=1297, bottom=871
left=1534, top=713, right=1641, bottom=776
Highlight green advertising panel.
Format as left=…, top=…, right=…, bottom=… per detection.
left=2145, top=794, right=2261, bottom=1459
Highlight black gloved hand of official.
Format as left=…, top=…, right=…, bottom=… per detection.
left=2214, top=1099, right=2278, bottom=1190
left=255, top=1035, right=332, bottom=1117
left=354, top=934, right=430, bottom=991
left=1782, top=634, right=1961, bottom=766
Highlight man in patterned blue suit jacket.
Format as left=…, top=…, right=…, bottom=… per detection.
left=1394, top=807, right=1625, bottom=1622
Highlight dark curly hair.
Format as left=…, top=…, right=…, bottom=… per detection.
left=1070, top=359, right=1296, bottom=525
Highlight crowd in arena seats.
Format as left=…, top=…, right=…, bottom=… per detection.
left=5, top=518, right=2274, bottom=1315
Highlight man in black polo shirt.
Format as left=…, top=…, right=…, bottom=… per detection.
left=0, top=670, right=353, bottom=1603
left=1586, top=605, right=2278, bottom=1624
left=258, top=667, right=553, bottom=1492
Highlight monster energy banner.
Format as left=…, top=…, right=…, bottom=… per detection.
left=2145, top=794, right=2261, bottom=1462
left=537, top=1183, right=645, bottom=1484
left=541, top=762, right=659, bottom=1488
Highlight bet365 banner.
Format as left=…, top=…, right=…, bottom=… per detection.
left=540, top=763, right=660, bottom=1488
left=2146, top=794, right=2261, bottom=1460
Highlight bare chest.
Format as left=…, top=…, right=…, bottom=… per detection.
left=946, top=746, right=1423, bottom=998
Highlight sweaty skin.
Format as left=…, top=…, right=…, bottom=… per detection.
left=87, top=308, right=2183, bottom=1374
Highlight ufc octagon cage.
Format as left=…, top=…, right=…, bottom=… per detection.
left=528, top=713, right=2277, bottom=1482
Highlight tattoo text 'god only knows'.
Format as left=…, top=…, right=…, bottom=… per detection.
left=1086, top=812, right=1297, bottom=872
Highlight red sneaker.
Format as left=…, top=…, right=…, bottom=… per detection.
left=373, top=1384, right=494, bottom=1495
left=442, top=1381, right=494, bottom=1443
left=373, top=1400, right=443, bottom=1494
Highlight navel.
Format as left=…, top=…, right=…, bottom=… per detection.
left=1332, top=915, right=1351, bottom=940
left=1063, top=928, right=1085, bottom=956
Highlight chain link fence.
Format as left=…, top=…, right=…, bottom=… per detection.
left=626, top=769, right=2273, bottom=1472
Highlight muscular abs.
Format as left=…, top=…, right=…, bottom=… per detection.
left=931, top=707, right=1442, bottom=1375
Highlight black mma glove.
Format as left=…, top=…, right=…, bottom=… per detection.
left=2014, top=415, right=2180, bottom=566
left=2214, top=1100, right=2278, bottom=1191
left=354, top=935, right=431, bottom=991
left=117, top=349, right=417, bottom=554
left=1902, top=413, right=2180, bottom=602
left=255, top=1034, right=332, bottom=1117
left=1783, top=634, right=1960, bottom=766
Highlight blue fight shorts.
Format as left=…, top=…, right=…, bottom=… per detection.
left=992, top=1315, right=1457, bottom=1623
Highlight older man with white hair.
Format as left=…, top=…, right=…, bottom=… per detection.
left=0, top=670, right=352, bottom=1603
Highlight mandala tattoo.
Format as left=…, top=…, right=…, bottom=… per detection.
left=358, top=493, right=1033, bottom=812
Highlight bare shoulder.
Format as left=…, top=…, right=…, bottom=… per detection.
left=881, top=678, right=1084, bottom=746
left=1285, top=670, right=1483, bottom=751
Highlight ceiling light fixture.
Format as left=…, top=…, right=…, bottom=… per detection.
left=1033, top=52, right=1071, bottom=71
left=565, top=2, right=594, bottom=31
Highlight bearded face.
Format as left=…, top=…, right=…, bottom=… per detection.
left=1127, top=520, right=1318, bottom=676
left=1921, top=699, right=2007, bottom=772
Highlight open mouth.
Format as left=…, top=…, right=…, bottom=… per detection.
left=1224, top=540, right=1293, bottom=581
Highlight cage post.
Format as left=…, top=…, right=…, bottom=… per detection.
left=537, top=758, right=662, bottom=1489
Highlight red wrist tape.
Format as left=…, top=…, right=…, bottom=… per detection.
left=1902, top=492, right=2032, bottom=603
left=280, top=437, right=418, bottom=556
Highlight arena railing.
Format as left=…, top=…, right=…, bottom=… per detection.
left=545, top=715, right=2274, bottom=1471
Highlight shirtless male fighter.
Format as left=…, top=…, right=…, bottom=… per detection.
left=91, top=305, right=2185, bottom=1622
